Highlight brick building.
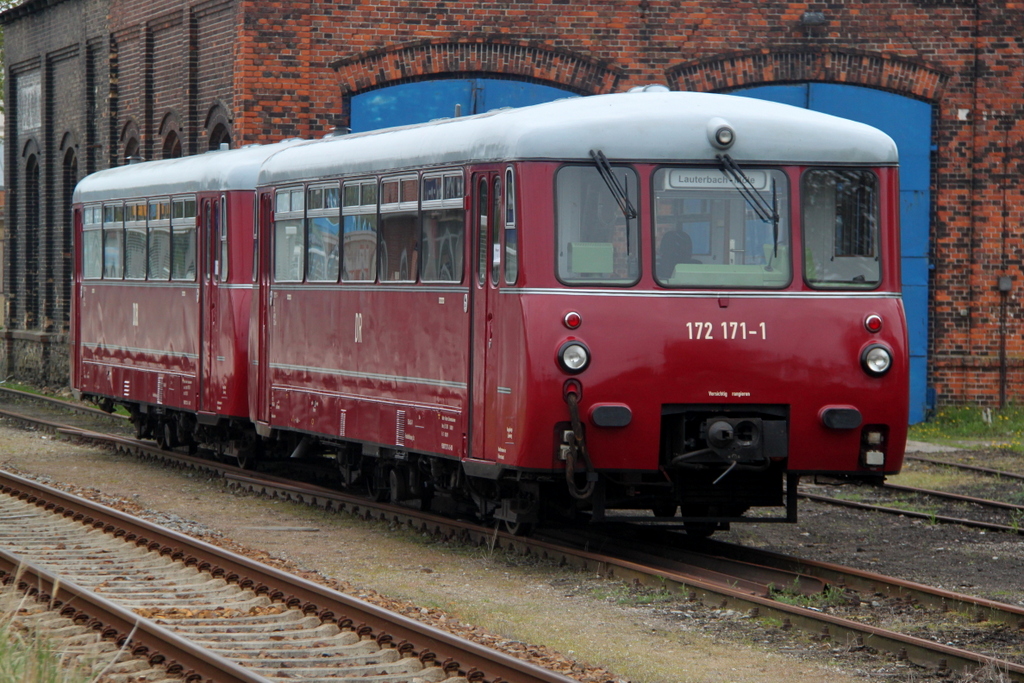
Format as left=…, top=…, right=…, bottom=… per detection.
left=1, top=0, right=1022, bottom=421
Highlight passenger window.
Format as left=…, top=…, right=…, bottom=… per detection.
left=82, top=204, right=103, bottom=279
left=273, top=187, right=304, bottom=282
left=802, top=169, right=880, bottom=289
left=147, top=199, right=171, bottom=280
left=342, top=180, right=378, bottom=281
left=306, top=183, right=340, bottom=282
left=504, top=167, right=517, bottom=285
left=102, top=203, right=124, bottom=279
left=379, top=175, right=419, bottom=282
left=171, top=197, right=197, bottom=281
left=420, top=171, right=464, bottom=283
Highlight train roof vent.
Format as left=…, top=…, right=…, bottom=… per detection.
left=627, top=84, right=670, bottom=93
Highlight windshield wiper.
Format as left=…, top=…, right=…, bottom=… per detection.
left=717, top=153, right=780, bottom=257
left=590, top=149, right=637, bottom=221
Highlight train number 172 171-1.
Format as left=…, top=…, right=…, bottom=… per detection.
left=686, top=321, right=767, bottom=340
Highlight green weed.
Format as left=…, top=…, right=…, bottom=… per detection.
left=910, top=405, right=1024, bottom=452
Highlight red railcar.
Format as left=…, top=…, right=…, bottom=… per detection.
left=71, top=142, right=299, bottom=451
left=249, top=91, right=908, bottom=533
left=73, top=92, right=908, bottom=535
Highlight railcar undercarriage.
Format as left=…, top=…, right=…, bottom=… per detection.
left=91, top=395, right=799, bottom=538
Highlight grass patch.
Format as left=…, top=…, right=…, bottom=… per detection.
left=771, top=583, right=848, bottom=610
left=0, top=380, right=49, bottom=397
left=910, top=405, right=1024, bottom=451
left=0, top=592, right=100, bottom=683
left=588, top=581, right=676, bottom=607
left=886, top=468, right=981, bottom=492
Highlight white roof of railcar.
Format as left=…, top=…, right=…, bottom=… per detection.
left=73, top=140, right=304, bottom=204
left=258, top=91, right=898, bottom=186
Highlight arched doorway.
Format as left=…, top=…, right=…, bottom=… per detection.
left=350, top=78, right=577, bottom=132
left=734, top=83, right=932, bottom=423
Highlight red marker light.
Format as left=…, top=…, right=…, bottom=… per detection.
left=564, top=312, right=582, bottom=329
left=865, top=314, right=883, bottom=333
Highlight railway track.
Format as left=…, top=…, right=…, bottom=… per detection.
left=2, top=388, right=1024, bottom=680
left=0, top=468, right=576, bottom=683
left=802, top=450, right=1024, bottom=534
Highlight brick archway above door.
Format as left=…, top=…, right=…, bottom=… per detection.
left=667, top=49, right=950, bottom=102
left=330, top=39, right=623, bottom=96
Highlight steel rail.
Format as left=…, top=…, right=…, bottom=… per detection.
left=906, top=454, right=1024, bottom=482
left=800, top=491, right=1022, bottom=535
left=0, top=468, right=576, bottom=683
left=882, top=481, right=1024, bottom=512
left=0, top=385, right=127, bottom=420
left=3, top=402, right=1024, bottom=678
left=0, top=546, right=273, bottom=683
left=699, top=538, right=1024, bottom=628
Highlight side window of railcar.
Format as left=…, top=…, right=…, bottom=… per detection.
left=379, top=176, right=419, bottom=282
left=102, top=203, right=124, bottom=279
left=420, top=171, right=464, bottom=283
left=124, top=202, right=147, bottom=280
left=491, top=176, right=502, bottom=286
left=504, top=167, right=518, bottom=285
left=476, top=178, right=489, bottom=286
left=802, top=169, right=880, bottom=289
left=555, top=165, right=639, bottom=285
left=652, top=167, right=791, bottom=289
left=306, top=184, right=341, bottom=282
left=273, top=187, right=305, bottom=282
left=219, top=196, right=229, bottom=282
left=171, top=197, right=197, bottom=281
left=342, top=181, right=378, bottom=282
left=148, top=199, right=171, bottom=280
left=83, top=205, right=103, bottom=279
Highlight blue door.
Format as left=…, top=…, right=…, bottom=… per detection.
left=735, top=84, right=931, bottom=424
left=351, top=79, right=576, bottom=133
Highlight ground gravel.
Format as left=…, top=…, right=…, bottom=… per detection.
left=0, top=421, right=1019, bottom=683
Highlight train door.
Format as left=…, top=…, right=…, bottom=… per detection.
left=70, top=206, right=83, bottom=390
left=469, top=171, right=503, bottom=461
left=253, top=192, right=274, bottom=428
left=199, top=195, right=222, bottom=413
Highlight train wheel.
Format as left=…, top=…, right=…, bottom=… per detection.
left=156, top=421, right=178, bottom=450
left=389, top=468, right=410, bottom=504
left=366, top=463, right=389, bottom=502
left=502, top=518, right=534, bottom=536
left=235, top=449, right=255, bottom=470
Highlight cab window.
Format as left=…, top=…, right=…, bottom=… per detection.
left=802, top=169, right=880, bottom=289
left=555, top=164, right=639, bottom=285
left=652, top=167, right=791, bottom=289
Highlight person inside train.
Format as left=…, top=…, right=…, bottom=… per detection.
left=657, top=228, right=697, bottom=281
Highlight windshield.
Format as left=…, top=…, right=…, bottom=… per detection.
left=802, top=169, right=881, bottom=289
left=556, top=165, right=640, bottom=285
left=652, top=167, right=790, bottom=288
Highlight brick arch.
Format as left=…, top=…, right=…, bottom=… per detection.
left=667, top=49, right=950, bottom=103
left=330, top=39, right=623, bottom=96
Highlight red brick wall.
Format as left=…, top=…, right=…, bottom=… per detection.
left=228, top=1, right=1024, bottom=409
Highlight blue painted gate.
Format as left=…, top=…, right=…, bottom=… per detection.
left=735, top=84, right=931, bottom=424
left=350, top=78, right=576, bottom=133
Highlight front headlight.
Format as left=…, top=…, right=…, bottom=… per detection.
left=861, top=344, right=893, bottom=376
left=558, top=341, right=591, bottom=374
